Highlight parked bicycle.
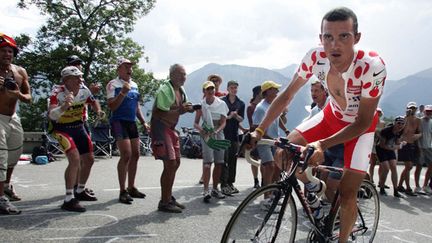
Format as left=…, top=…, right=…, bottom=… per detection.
left=179, top=127, right=202, bottom=159
left=221, top=134, right=380, bottom=243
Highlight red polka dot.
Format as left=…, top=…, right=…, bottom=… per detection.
left=319, top=52, right=327, bottom=58
left=354, top=66, right=363, bottom=79
left=306, top=73, right=313, bottom=79
left=363, top=82, right=372, bottom=89
left=356, top=50, right=365, bottom=60
left=369, top=51, right=378, bottom=57
left=348, top=78, right=353, bottom=86
left=363, top=63, right=370, bottom=75
left=334, top=111, right=343, bottom=119
left=311, top=51, right=317, bottom=64
left=369, top=87, right=379, bottom=97
left=309, top=65, right=313, bottom=72
left=302, top=63, right=308, bottom=71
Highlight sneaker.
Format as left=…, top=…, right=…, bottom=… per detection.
left=127, top=187, right=146, bottom=198
left=379, top=188, right=387, bottom=196
left=119, top=190, right=133, bottom=204
left=211, top=189, right=226, bottom=199
left=74, top=185, right=95, bottom=196
left=158, top=200, right=182, bottom=213
left=75, top=189, right=98, bottom=201
left=61, top=198, right=86, bottom=212
left=305, top=180, right=326, bottom=197
left=229, top=184, right=239, bottom=194
left=221, top=186, right=233, bottom=196
left=198, top=178, right=204, bottom=184
left=405, top=189, right=418, bottom=197
left=423, top=186, right=432, bottom=194
left=171, top=196, right=186, bottom=209
left=4, top=185, right=21, bottom=201
left=414, top=187, right=427, bottom=195
left=397, top=186, right=406, bottom=193
left=253, top=180, right=260, bottom=189
left=0, top=197, right=21, bottom=215
left=393, top=191, right=403, bottom=198
left=203, top=190, right=211, bottom=203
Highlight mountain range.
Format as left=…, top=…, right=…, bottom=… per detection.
left=175, top=63, right=432, bottom=130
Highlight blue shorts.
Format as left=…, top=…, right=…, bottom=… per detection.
left=257, top=144, right=276, bottom=164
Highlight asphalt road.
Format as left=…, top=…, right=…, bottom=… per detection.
left=1, top=155, right=431, bottom=242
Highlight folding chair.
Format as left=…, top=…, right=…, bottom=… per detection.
left=42, top=133, right=64, bottom=156
left=90, top=123, right=114, bottom=158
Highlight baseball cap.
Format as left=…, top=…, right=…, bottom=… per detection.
left=425, top=105, right=432, bottom=111
left=261, top=80, right=281, bottom=93
left=66, top=55, right=83, bottom=65
left=117, top=57, right=135, bottom=68
left=0, top=33, right=19, bottom=56
left=406, top=101, right=417, bottom=108
left=394, top=116, right=405, bottom=123
left=61, top=66, right=83, bottom=79
left=227, top=80, right=239, bottom=87
left=202, top=81, right=215, bottom=89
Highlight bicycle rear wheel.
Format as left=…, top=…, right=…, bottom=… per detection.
left=221, top=184, right=297, bottom=243
left=329, top=180, right=380, bottom=242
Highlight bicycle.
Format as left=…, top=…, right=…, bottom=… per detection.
left=179, top=127, right=202, bottom=159
left=221, top=134, right=380, bottom=243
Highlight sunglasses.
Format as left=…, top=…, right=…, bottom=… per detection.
left=396, top=121, right=405, bottom=125
left=205, top=87, right=215, bottom=91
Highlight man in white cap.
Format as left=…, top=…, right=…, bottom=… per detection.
left=397, top=101, right=422, bottom=196
left=106, top=57, right=148, bottom=204
left=414, top=104, right=432, bottom=194
left=48, top=66, right=103, bottom=212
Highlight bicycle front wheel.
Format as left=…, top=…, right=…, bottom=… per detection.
left=329, top=180, right=380, bottom=243
left=221, top=184, right=297, bottom=243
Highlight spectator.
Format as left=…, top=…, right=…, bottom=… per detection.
left=247, top=85, right=263, bottom=189
left=416, top=104, right=425, bottom=118
left=0, top=33, right=32, bottom=215
left=368, top=108, right=385, bottom=184
left=48, top=66, right=102, bottom=212
left=414, top=105, right=432, bottom=194
left=151, top=64, right=193, bottom=213
left=194, top=81, right=229, bottom=203
left=107, top=58, right=148, bottom=204
left=208, top=74, right=228, bottom=97
left=221, top=80, right=245, bottom=196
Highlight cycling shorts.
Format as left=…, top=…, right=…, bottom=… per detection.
left=53, top=124, right=92, bottom=155
left=111, top=120, right=139, bottom=140
left=295, top=103, right=378, bottom=172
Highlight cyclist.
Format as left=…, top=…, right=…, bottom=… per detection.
left=249, top=7, right=386, bottom=243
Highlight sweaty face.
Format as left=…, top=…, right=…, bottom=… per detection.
left=0, top=46, right=14, bottom=65
left=171, top=66, right=187, bottom=87
left=320, top=19, right=360, bottom=71
left=118, top=63, right=133, bottom=81
left=310, top=83, right=326, bottom=104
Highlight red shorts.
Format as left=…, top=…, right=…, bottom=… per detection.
left=150, top=119, right=180, bottom=161
left=295, top=104, right=378, bottom=172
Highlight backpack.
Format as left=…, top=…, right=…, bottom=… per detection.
left=32, top=145, right=48, bottom=164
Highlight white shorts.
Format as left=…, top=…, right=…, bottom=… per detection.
left=0, top=113, right=23, bottom=181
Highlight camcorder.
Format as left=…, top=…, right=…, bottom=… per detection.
left=192, top=104, right=202, bottom=110
left=3, top=77, right=18, bottom=90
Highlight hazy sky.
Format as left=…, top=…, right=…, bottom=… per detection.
left=2, top=0, right=431, bottom=80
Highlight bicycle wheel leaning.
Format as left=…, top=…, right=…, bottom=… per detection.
left=221, top=184, right=297, bottom=243
left=329, top=180, right=380, bottom=243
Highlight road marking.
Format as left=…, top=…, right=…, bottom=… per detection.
left=415, top=232, right=432, bottom=239
left=22, top=213, right=119, bottom=230
left=393, top=236, right=416, bottom=243
left=42, top=234, right=157, bottom=241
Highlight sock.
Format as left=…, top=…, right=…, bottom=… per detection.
left=65, top=189, right=74, bottom=202
left=76, top=184, right=86, bottom=194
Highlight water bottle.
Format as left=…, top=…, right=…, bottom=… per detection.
left=307, top=192, right=324, bottom=220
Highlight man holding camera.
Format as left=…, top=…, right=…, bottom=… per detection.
left=0, top=33, right=32, bottom=214
left=397, top=102, right=422, bottom=196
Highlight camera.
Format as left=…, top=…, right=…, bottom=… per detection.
left=192, top=104, right=202, bottom=110
left=3, top=77, right=18, bottom=90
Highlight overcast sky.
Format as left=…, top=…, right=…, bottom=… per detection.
left=1, top=0, right=431, bottom=80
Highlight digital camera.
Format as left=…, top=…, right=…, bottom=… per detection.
left=3, top=77, right=18, bottom=90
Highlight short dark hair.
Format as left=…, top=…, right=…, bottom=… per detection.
left=321, top=7, right=358, bottom=35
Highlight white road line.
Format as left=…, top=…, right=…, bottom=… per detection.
left=42, top=234, right=157, bottom=241
left=415, top=232, right=432, bottom=239
left=26, top=213, right=119, bottom=230
left=393, top=236, right=416, bottom=243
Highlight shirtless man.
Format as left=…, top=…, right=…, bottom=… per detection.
left=249, top=8, right=386, bottom=243
left=397, top=102, right=422, bottom=196
left=0, top=33, right=32, bottom=214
